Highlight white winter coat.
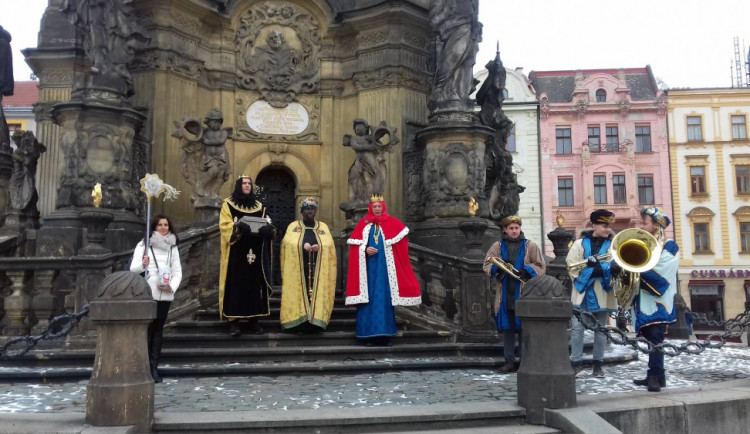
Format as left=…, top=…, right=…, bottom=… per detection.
left=129, top=236, right=183, bottom=302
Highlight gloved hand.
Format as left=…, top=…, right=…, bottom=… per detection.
left=586, top=256, right=598, bottom=267
left=518, top=268, right=532, bottom=282
left=236, top=221, right=252, bottom=236
left=610, top=261, right=622, bottom=275
left=258, top=224, right=275, bottom=240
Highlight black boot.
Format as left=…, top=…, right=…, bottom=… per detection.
left=647, top=375, right=661, bottom=392
left=634, top=375, right=665, bottom=387
left=149, top=329, right=164, bottom=384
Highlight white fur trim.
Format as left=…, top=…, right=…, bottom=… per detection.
left=345, top=224, right=371, bottom=305
left=347, top=238, right=365, bottom=246
left=384, top=227, right=409, bottom=246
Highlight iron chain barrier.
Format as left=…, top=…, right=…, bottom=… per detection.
left=0, top=304, right=90, bottom=360
left=576, top=304, right=750, bottom=357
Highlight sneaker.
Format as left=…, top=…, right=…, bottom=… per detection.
left=592, top=365, right=605, bottom=378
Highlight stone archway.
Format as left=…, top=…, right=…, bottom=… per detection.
left=256, top=167, right=297, bottom=286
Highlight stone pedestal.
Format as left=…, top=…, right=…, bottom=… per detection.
left=2, top=270, right=32, bottom=335
left=86, top=271, right=155, bottom=432
left=459, top=219, right=489, bottom=260
left=193, top=197, right=223, bottom=228
left=516, top=275, right=577, bottom=425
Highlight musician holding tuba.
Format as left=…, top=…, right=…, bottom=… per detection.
left=567, top=209, right=618, bottom=378
left=483, top=216, right=546, bottom=374
left=625, top=206, right=679, bottom=393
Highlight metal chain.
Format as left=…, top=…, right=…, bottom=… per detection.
left=0, top=304, right=90, bottom=360
left=573, top=305, right=750, bottom=357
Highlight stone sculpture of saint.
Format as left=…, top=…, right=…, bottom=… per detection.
left=173, top=108, right=232, bottom=207
left=9, top=131, right=46, bottom=214
left=340, top=119, right=399, bottom=211
left=429, top=0, right=480, bottom=110
left=61, top=0, right=149, bottom=96
left=0, top=25, right=13, bottom=152
left=246, top=30, right=300, bottom=106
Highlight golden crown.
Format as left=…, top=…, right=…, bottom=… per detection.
left=370, top=193, right=384, bottom=202
left=238, top=174, right=251, bottom=179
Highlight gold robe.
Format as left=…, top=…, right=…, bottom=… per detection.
left=280, top=220, right=337, bottom=329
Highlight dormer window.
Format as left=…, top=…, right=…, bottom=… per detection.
left=595, top=89, right=606, bottom=102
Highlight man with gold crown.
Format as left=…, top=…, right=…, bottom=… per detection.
left=345, top=194, right=421, bottom=345
left=279, top=197, right=337, bottom=332
left=483, top=215, right=545, bottom=373
left=219, top=175, right=275, bottom=336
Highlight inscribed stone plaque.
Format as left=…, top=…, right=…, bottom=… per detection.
left=86, top=136, right=115, bottom=173
left=246, top=100, right=309, bottom=135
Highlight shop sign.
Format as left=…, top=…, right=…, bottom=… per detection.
left=690, top=269, right=750, bottom=278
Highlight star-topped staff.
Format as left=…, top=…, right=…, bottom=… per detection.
left=140, top=173, right=180, bottom=277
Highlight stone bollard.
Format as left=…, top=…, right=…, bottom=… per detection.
left=516, top=275, right=576, bottom=425
left=86, top=271, right=155, bottom=432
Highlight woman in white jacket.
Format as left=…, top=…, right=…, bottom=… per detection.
left=129, top=214, right=182, bottom=383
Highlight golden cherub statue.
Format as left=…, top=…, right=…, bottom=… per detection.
left=92, top=183, right=102, bottom=208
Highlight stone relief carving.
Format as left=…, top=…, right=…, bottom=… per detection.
left=234, top=94, right=320, bottom=143
left=340, top=119, right=400, bottom=212
left=540, top=95, right=550, bottom=120
left=172, top=108, right=232, bottom=208
left=657, top=92, right=668, bottom=116
left=130, top=49, right=203, bottom=80
left=235, top=1, right=320, bottom=108
left=352, top=67, right=430, bottom=93
left=618, top=97, right=630, bottom=118
left=357, top=30, right=388, bottom=48
left=61, top=0, right=150, bottom=97
left=422, top=142, right=484, bottom=217
left=56, top=122, right=140, bottom=211
left=269, top=143, right=288, bottom=165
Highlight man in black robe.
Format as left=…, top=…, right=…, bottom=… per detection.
left=219, top=176, right=275, bottom=335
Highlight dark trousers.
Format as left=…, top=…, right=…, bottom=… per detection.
left=148, top=300, right=171, bottom=365
left=504, top=309, right=522, bottom=362
left=641, top=323, right=666, bottom=378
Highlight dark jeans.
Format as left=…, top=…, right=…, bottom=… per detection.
left=148, top=300, right=171, bottom=362
left=641, top=323, right=666, bottom=378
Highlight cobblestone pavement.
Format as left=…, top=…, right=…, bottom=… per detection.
left=1, top=343, right=748, bottom=413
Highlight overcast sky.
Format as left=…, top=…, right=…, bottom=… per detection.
left=5, top=0, right=750, bottom=88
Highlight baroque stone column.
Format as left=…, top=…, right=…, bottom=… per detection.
left=87, top=271, right=155, bottom=432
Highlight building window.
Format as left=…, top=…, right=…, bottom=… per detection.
left=605, top=126, right=619, bottom=152
left=694, top=222, right=710, bottom=253
left=588, top=126, right=601, bottom=152
left=741, top=223, right=750, bottom=252
left=637, top=175, right=654, bottom=204
left=596, top=89, right=606, bottom=102
left=556, top=127, right=572, bottom=154
left=506, top=125, right=516, bottom=152
left=502, top=88, right=509, bottom=99
left=594, top=174, right=607, bottom=204
left=690, top=166, right=707, bottom=195
left=635, top=125, right=651, bottom=152
left=613, top=174, right=626, bottom=204
left=737, top=165, right=750, bottom=195
left=687, top=116, right=703, bottom=141
left=558, top=177, right=574, bottom=206
left=689, top=282, right=724, bottom=325
left=732, top=115, right=747, bottom=140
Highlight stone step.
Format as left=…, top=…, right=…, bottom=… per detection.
left=193, top=305, right=359, bottom=321
left=0, top=355, right=509, bottom=381
left=151, top=402, right=551, bottom=433
left=167, top=316, right=410, bottom=334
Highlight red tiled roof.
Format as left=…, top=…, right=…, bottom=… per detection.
left=3, top=81, right=39, bottom=108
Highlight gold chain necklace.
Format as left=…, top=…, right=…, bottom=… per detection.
left=373, top=225, right=381, bottom=245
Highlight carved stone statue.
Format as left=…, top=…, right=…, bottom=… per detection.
left=428, top=0, right=481, bottom=112
left=173, top=108, right=232, bottom=208
left=60, top=0, right=149, bottom=97
left=475, top=49, right=525, bottom=221
left=236, top=2, right=320, bottom=107
left=9, top=131, right=46, bottom=217
left=0, top=25, right=13, bottom=152
left=340, top=119, right=399, bottom=212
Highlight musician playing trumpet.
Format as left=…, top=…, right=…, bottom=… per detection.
left=626, top=206, right=679, bottom=392
left=483, top=216, right=545, bottom=374
left=567, top=209, right=618, bottom=378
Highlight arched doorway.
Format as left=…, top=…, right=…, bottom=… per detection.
left=256, top=167, right=297, bottom=286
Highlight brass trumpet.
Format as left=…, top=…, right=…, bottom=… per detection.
left=486, top=256, right=523, bottom=282
left=566, top=252, right=612, bottom=273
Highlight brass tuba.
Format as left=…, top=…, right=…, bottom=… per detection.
left=609, top=228, right=662, bottom=310
left=486, top=256, right=523, bottom=282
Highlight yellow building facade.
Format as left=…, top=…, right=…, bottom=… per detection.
left=668, top=88, right=750, bottom=322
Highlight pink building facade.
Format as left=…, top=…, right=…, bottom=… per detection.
left=530, top=67, right=673, bottom=255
